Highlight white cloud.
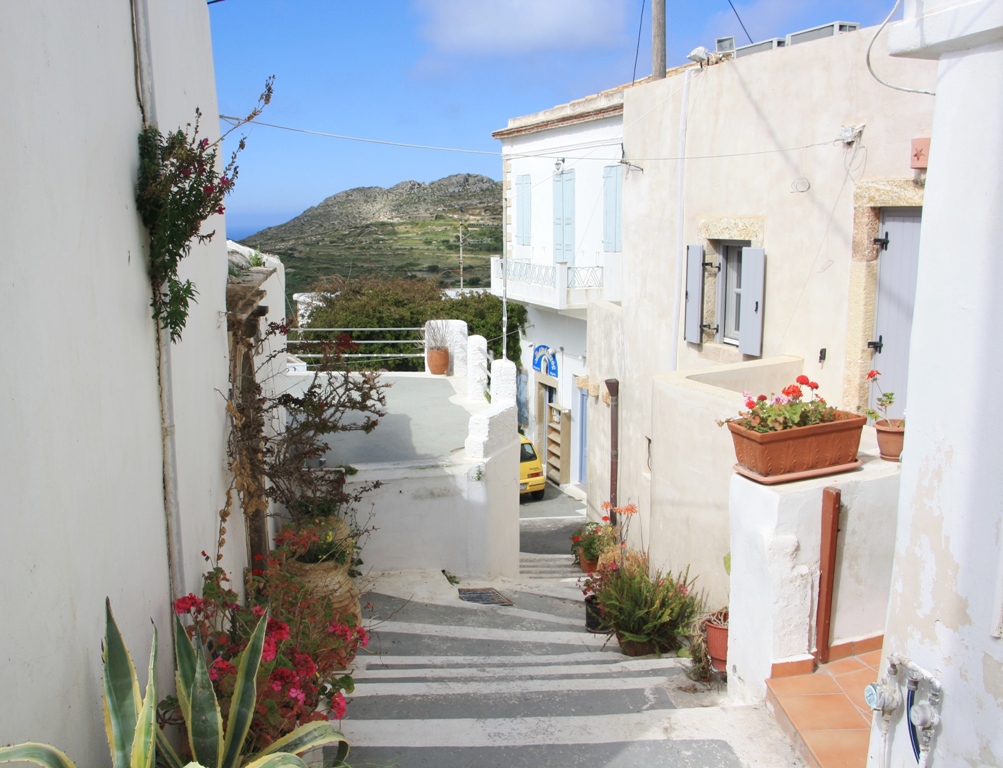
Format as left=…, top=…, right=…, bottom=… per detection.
left=414, top=0, right=633, bottom=55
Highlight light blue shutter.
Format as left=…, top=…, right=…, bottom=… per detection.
left=603, top=166, right=623, bottom=252
left=739, top=247, right=765, bottom=356
left=684, top=244, right=705, bottom=344
left=516, top=175, right=531, bottom=245
left=562, top=170, right=575, bottom=265
left=553, top=173, right=564, bottom=261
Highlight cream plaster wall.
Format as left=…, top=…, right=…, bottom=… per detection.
left=0, top=0, right=233, bottom=760
left=587, top=25, right=936, bottom=592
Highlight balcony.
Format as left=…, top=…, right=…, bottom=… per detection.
left=490, top=256, right=619, bottom=311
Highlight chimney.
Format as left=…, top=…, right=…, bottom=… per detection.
left=652, top=0, right=666, bottom=80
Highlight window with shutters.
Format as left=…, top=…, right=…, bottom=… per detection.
left=553, top=169, right=575, bottom=265
left=515, top=174, right=531, bottom=246
left=603, top=165, right=622, bottom=252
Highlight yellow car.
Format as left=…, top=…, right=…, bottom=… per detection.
left=520, top=434, right=546, bottom=500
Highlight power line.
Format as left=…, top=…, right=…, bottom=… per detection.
left=631, top=0, right=647, bottom=83
left=727, top=0, right=754, bottom=45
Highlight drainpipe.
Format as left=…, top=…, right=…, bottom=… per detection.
left=605, top=379, right=620, bottom=526
left=668, top=68, right=693, bottom=372
left=132, top=0, right=186, bottom=604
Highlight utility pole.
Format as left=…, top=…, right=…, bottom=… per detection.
left=458, top=220, right=465, bottom=290
left=653, top=0, right=666, bottom=80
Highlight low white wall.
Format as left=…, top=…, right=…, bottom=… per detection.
left=728, top=446, right=900, bottom=704
left=347, top=402, right=519, bottom=579
left=647, top=356, right=803, bottom=607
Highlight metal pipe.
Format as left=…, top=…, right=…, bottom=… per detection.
left=652, top=0, right=666, bottom=80
left=605, top=379, right=620, bottom=526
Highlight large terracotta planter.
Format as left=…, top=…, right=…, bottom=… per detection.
left=616, top=632, right=658, bottom=657
left=874, top=419, right=905, bottom=462
left=706, top=613, right=729, bottom=672
left=727, top=410, right=866, bottom=484
left=427, top=347, right=449, bottom=375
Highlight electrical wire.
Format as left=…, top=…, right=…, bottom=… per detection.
left=631, top=0, right=647, bottom=84
left=866, top=0, right=935, bottom=96
left=726, top=0, right=754, bottom=45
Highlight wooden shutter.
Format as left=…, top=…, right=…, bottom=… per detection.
left=516, top=175, right=531, bottom=246
left=562, top=170, right=575, bottom=265
left=684, top=244, right=705, bottom=344
left=553, top=173, right=564, bottom=260
left=603, top=166, right=622, bottom=252
left=738, top=247, right=765, bottom=357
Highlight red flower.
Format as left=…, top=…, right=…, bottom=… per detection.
left=329, top=692, right=347, bottom=720
left=601, top=515, right=610, bottom=522
left=572, top=535, right=581, bottom=542
left=251, top=605, right=266, bottom=617
left=251, top=568, right=264, bottom=576
left=254, top=553, right=264, bottom=561
left=782, top=384, right=803, bottom=399
left=808, top=381, right=819, bottom=390
left=757, top=394, right=768, bottom=402
left=867, top=370, right=881, bottom=380
left=173, top=594, right=202, bottom=615
left=796, top=374, right=811, bottom=385
left=745, top=400, right=756, bottom=409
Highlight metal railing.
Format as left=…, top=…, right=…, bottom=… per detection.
left=494, top=258, right=556, bottom=287
left=568, top=266, right=604, bottom=289
left=287, top=327, right=426, bottom=366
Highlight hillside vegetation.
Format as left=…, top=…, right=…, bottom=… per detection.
left=240, top=174, right=502, bottom=298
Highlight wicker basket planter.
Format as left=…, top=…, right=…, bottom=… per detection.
left=727, top=410, right=866, bottom=485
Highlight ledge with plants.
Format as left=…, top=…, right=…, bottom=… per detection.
left=863, top=369, right=905, bottom=462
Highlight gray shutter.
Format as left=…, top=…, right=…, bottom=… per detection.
left=516, top=175, right=531, bottom=246
left=563, top=170, right=575, bottom=265
left=684, top=244, right=705, bottom=344
left=553, top=173, right=563, bottom=260
left=738, top=247, right=765, bottom=357
left=613, top=167, right=622, bottom=252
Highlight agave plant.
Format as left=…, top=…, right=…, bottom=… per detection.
left=0, top=600, right=349, bottom=768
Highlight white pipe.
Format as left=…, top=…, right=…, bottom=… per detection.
left=668, top=68, right=693, bottom=372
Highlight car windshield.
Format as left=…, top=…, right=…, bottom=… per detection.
left=520, top=442, right=537, bottom=463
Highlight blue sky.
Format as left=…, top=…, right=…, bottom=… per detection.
left=210, top=0, right=897, bottom=240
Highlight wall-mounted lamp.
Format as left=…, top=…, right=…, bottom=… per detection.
left=687, top=46, right=710, bottom=64
left=554, top=158, right=565, bottom=172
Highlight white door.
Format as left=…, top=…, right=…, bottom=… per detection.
left=871, top=208, right=922, bottom=420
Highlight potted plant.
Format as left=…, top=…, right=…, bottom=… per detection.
left=720, top=375, right=866, bottom=484
left=864, top=369, right=905, bottom=462
left=570, top=518, right=616, bottom=572
left=596, top=564, right=703, bottom=656
left=424, top=319, right=451, bottom=375
left=688, top=554, right=730, bottom=679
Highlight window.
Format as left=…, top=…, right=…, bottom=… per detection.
left=603, top=165, right=622, bottom=252
left=720, top=243, right=745, bottom=344
left=684, top=241, right=766, bottom=356
left=553, top=169, right=575, bottom=264
left=515, top=174, right=531, bottom=246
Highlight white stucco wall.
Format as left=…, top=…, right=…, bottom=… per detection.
left=585, top=26, right=936, bottom=614
left=867, top=4, right=1003, bottom=765
left=729, top=453, right=901, bottom=705
left=0, top=1, right=233, bottom=761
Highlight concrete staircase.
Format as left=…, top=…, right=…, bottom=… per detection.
left=334, top=565, right=807, bottom=768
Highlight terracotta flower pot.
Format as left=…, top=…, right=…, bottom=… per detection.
left=579, top=553, right=599, bottom=573
left=727, top=410, right=866, bottom=484
left=616, top=633, right=658, bottom=657
left=874, top=418, right=905, bottom=462
left=427, top=347, right=449, bottom=375
left=706, top=613, right=729, bottom=673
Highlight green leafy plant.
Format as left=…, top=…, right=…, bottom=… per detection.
left=136, top=77, right=273, bottom=342
left=0, top=599, right=347, bottom=768
left=596, top=566, right=703, bottom=652
left=720, top=375, right=839, bottom=433
left=863, top=369, right=900, bottom=424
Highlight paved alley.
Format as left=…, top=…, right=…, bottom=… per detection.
left=335, top=488, right=806, bottom=767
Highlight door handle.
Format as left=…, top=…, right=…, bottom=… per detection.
left=867, top=335, right=884, bottom=354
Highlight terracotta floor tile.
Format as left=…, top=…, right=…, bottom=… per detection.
left=768, top=674, right=844, bottom=696
left=857, top=650, right=883, bottom=669
left=775, top=693, right=870, bottom=732
left=821, top=656, right=867, bottom=677
left=801, top=728, right=871, bottom=768
left=834, top=666, right=881, bottom=715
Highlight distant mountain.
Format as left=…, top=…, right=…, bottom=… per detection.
left=241, top=174, right=502, bottom=298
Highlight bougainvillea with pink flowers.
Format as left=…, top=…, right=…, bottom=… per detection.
left=160, top=550, right=367, bottom=756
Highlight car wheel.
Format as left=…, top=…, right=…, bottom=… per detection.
left=531, top=489, right=545, bottom=501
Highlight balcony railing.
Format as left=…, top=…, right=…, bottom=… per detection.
left=493, top=259, right=603, bottom=291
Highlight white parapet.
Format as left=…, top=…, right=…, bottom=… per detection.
left=490, top=358, right=517, bottom=405
left=467, top=335, right=489, bottom=403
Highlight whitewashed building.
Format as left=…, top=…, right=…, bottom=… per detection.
left=492, top=88, right=626, bottom=492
